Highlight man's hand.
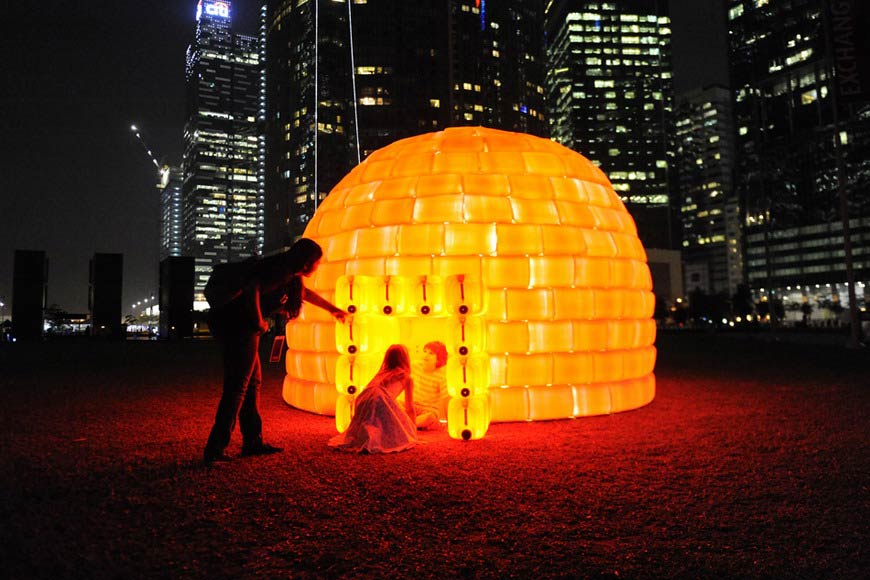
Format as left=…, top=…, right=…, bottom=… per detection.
left=257, top=319, right=270, bottom=334
left=332, top=309, right=348, bottom=324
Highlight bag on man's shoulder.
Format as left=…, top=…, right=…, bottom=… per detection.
left=204, top=258, right=258, bottom=311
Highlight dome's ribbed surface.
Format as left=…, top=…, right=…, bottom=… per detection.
left=284, top=127, right=655, bottom=422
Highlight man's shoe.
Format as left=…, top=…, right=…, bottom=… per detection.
left=240, top=442, right=283, bottom=457
left=204, top=450, right=233, bottom=467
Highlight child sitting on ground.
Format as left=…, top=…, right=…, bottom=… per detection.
left=411, top=341, right=449, bottom=429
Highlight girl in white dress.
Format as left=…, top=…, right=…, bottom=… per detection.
left=329, top=345, right=418, bottom=453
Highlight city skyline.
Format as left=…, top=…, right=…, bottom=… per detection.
left=0, top=0, right=726, bottom=313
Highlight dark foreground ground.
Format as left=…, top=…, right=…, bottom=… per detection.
left=0, top=332, right=867, bottom=579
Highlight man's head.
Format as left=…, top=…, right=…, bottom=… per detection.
left=286, top=238, right=323, bottom=277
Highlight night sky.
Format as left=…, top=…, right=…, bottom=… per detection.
left=0, top=0, right=726, bottom=314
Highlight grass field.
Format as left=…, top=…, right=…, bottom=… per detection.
left=0, top=332, right=867, bottom=578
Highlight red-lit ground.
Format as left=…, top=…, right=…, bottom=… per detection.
left=0, top=332, right=867, bottom=578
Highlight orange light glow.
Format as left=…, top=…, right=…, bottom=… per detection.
left=284, top=127, right=656, bottom=439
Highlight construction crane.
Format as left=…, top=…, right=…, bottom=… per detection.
left=128, top=124, right=170, bottom=326
left=130, top=124, right=162, bottom=173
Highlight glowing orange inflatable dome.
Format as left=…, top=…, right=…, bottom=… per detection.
left=284, top=127, right=655, bottom=438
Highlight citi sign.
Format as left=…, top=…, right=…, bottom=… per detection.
left=197, top=0, right=230, bottom=20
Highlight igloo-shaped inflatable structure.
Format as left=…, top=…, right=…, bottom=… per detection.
left=284, top=127, right=656, bottom=439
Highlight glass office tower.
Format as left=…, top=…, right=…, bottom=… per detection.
left=675, top=85, right=742, bottom=296
left=183, top=0, right=264, bottom=302
left=158, top=165, right=183, bottom=261
left=728, top=0, right=870, bottom=317
left=264, top=0, right=547, bottom=250
left=546, top=0, right=675, bottom=249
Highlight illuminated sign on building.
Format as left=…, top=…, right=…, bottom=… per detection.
left=196, top=0, right=230, bottom=21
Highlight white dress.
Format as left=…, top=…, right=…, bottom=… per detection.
left=329, top=370, right=418, bottom=453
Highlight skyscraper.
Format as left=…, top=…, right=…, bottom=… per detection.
left=264, top=0, right=547, bottom=250
left=728, top=0, right=870, bottom=305
left=265, top=0, right=359, bottom=249
left=183, top=0, right=263, bottom=303
left=675, top=85, right=742, bottom=296
left=545, top=0, right=674, bottom=250
left=158, top=165, right=183, bottom=261
left=448, top=1, right=547, bottom=136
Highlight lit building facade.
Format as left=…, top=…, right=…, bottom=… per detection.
left=183, top=0, right=264, bottom=301
left=448, top=0, right=547, bottom=136
left=158, top=165, right=183, bottom=261
left=674, top=85, right=742, bottom=296
left=728, top=0, right=870, bottom=308
left=264, top=0, right=547, bottom=250
left=264, top=0, right=359, bottom=249
left=545, top=0, right=675, bottom=250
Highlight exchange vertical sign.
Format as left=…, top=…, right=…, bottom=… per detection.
left=827, top=0, right=870, bottom=103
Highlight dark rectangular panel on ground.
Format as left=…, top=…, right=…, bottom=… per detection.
left=12, top=249, right=48, bottom=341
left=90, top=253, right=123, bottom=339
left=159, top=256, right=195, bottom=339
